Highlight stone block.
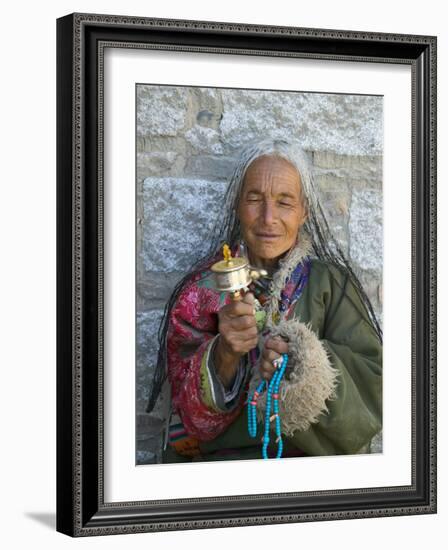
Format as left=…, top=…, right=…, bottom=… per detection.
left=220, top=89, right=383, bottom=155
left=137, top=136, right=188, bottom=155
left=313, top=159, right=382, bottom=188
left=185, top=125, right=223, bottom=154
left=141, top=177, right=227, bottom=272
left=184, top=155, right=237, bottom=181
left=137, top=85, right=188, bottom=137
left=137, top=271, right=186, bottom=310
left=355, top=268, right=383, bottom=321
left=349, top=188, right=382, bottom=272
left=190, top=87, right=223, bottom=130
left=137, top=151, right=186, bottom=179
left=136, top=309, right=165, bottom=408
left=313, top=152, right=383, bottom=175
left=136, top=449, right=157, bottom=465
left=370, top=432, right=383, bottom=454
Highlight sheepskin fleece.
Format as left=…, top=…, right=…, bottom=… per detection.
left=249, top=319, right=339, bottom=435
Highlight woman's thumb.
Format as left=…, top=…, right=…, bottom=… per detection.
left=243, top=291, right=255, bottom=305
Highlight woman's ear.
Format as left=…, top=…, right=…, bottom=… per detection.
left=299, top=200, right=309, bottom=227
left=303, top=206, right=309, bottom=225
left=235, top=200, right=243, bottom=223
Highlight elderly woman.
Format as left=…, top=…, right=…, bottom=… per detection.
left=147, top=139, right=382, bottom=462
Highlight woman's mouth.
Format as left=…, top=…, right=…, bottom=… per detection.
left=256, top=233, right=281, bottom=240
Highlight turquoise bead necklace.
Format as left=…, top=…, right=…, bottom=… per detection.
left=247, top=353, right=289, bottom=459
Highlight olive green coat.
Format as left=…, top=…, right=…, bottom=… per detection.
left=163, top=259, right=382, bottom=463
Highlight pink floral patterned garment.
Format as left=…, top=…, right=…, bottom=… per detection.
left=167, top=266, right=246, bottom=442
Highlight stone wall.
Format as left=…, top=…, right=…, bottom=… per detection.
left=136, top=85, right=383, bottom=464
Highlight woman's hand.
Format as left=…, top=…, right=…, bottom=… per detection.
left=260, top=336, right=289, bottom=382
left=214, top=292, right=258, bottom=389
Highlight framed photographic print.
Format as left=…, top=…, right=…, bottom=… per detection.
left=56, top=13, right=437, bottom=536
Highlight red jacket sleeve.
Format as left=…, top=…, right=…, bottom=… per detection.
left=166, top=276, right=246, bottom=441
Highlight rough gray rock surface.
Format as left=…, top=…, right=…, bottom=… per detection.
left=136, top=309, right=165, bottom=410
left=220, top=90, right=383, bottom=155
left=137, top=87, right=189, bottom=137
left=349, top=188, right=383, bottom=271
left=142, top=178, right=227, bottom=272
left=136, top=85, right=384, bottom=463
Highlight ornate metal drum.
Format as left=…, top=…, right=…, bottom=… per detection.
left=211, top=245, right=267, bottom=299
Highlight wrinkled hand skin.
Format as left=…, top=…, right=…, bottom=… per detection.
left=214, top=292, right=257, bottom=389
left=261, top=336, right=289, bottom=381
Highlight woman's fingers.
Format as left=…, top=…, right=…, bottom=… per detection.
left=217, top=292, right=258, bottom=356
left=261, top=338, right=289, bottom=381
left=264, top=336, right=289, bottom=355
left=263, top=348, right=282, bottom=363
left=260, top=348, right=279, bottom=380
left=242, top=292, right=255, bottom=305
left=260, top=360, right=278, bottom=380
left=220, top=292, right=255, bottom=318
left=230, top=314, right=256, bottom=331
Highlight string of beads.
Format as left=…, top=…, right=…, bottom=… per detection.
left=247, top=353, right=289, bottom=459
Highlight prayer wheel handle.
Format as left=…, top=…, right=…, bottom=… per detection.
left=230, top=289, right=242, bottom=301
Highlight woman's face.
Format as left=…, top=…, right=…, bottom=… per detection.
left=237, top=155, right=307, bottom=266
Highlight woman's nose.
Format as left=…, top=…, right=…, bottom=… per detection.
left=262, top=201, right=276, bottom=224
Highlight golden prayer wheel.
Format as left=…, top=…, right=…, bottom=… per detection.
left=211, top=245, right=268, bottom=300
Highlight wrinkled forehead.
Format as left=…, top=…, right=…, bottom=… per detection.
left=241, top=154, right=303, bottom=193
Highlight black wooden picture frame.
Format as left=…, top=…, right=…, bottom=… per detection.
left=56, top=13, right=437, bottom=536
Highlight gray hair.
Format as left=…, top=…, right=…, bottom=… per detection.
left=146, top=138, right=382, bottom=412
